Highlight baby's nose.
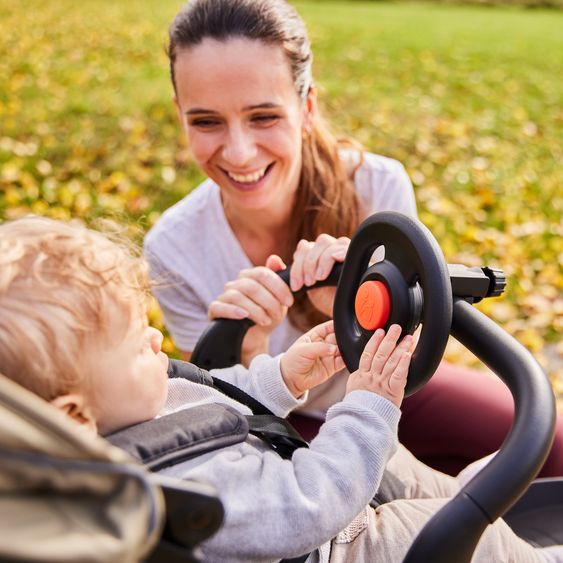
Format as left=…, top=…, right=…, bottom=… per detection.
left=148, top=327, right=164, bottom=353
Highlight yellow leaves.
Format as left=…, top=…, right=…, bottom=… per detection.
left=161, top=167, right=176, bottom=185
left=0, top=0, right=560, bottom=402
left=36, top=160, right=53, bottom=176
left=522, top=122, right=538, bottom=137
left=147, top=297, right=177, bottom=356
left=3, top=187, right=21, bottom=206
left=97, top=171, right=129, bottom=194
left=515, top=328, right=545, bottom=354
left=512, top=106, right=528, bottom=122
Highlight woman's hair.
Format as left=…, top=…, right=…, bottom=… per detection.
left=169, top=0, right=362, bottom=331
left=0, top=216, right=149, bottom=400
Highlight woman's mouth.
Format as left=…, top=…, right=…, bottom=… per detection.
left=224, top=163, right=274, bottom=189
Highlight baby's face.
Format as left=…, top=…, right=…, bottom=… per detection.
left=87, top=308, right=169, bottom=435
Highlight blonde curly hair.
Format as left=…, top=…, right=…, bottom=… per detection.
left=0, top=216, right=149, bottom=400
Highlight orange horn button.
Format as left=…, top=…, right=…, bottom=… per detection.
left=355, top=280, right=391, bottom=330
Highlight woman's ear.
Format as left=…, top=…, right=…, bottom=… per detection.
left=303, top=86, right=318, bottom=133
left=50, top=393, right=98, bottom=434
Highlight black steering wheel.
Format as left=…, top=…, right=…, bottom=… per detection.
left=333, top=211, right=452, bottom=396
left=192, top=211, right=452, bottom=397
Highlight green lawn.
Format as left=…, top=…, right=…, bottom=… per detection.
left=0, top=0, right=561, bottom=403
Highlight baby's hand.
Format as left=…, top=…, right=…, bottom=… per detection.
left=346, top=324, right=412, bottom=408
left=280, top=320, right=345, bottom=398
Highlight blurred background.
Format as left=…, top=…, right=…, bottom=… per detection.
left=0, top=0, right=561, bottom=407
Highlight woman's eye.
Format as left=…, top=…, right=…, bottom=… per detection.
left=189, top=118, right=221, bottom=129
left=251, top=114, right=279, bottom=125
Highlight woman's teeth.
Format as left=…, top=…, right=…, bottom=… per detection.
left=227, top=166, right=268, bottom=184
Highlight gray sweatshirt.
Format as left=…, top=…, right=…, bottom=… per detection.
left=157, top=354, right=400, bottom=562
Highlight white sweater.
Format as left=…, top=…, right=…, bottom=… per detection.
left=144, top=151, right=417, bottom=356
left=144, top=152, right=416, bottom=416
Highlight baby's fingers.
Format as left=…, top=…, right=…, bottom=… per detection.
left=387, top=351, right=411, bottom=400
left=358, top=328, right=386, bottom=372
left=382, top=334, right=414, bottom=377
left=370, top=324, right=402, bottom=373
left=302, top=341, right=340, bottom=361
left=307, top=320, right=336, bottom=342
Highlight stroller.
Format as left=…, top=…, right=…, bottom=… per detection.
left=0, top=370, right=223, bottom=563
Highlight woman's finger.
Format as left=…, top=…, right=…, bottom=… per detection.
left=315, top=236, right=350, bottom=281
left=213, top=284, right=280, bottom=326
left=302, top=234, right=336, bottom=286
left=210, top=290, right=270, bottom=325
left=265, top=254, right=287, bottom=273
left=208, top=300, right=249, bottom=321
left=290, top=239, right=315, bottom=291
left=239, top=266, right=294, bottom=308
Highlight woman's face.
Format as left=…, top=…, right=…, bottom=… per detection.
left=173, top=37, right=315, bottom=213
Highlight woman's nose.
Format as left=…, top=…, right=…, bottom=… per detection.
left=222, top=125, right=257, bottom=166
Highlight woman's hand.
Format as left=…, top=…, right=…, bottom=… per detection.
left=208, top=255, right=294, bottom=366
left=346, top=324, right=413, bottom=408
left=290, top=234, right=350, bottom=316
left=280, top=320, right=345, bottom=398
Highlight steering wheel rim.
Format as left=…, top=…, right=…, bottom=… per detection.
left=333, top=212, right=452, bottom=396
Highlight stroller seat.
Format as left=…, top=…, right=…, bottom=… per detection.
left=0, top=372, right=223, bottom=563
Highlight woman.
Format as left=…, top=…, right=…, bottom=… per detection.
left=144, top=0, right=563, bottom=476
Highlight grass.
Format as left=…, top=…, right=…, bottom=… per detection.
left=0, top=0, right=561, bottom=405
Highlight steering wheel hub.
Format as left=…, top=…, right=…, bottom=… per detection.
left=354, top=280, right=391, bottom=330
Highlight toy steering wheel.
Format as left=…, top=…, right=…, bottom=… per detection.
left=333, top=211, right=452, bottom=396
left=192, top=212, right=452, bottom=397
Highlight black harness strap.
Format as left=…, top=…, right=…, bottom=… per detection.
left=212, top=376, right=276, bottom=415
left=246, top=414, right=309, bottom=460
left=168, top=359, right=310, bottom=459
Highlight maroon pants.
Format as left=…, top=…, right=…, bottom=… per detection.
left=399, top=361, right=563, bottom=476
left=289, top=361, right=563, bottom=477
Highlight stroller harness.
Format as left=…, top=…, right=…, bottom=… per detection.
left=106, top=359, right=311, bottom=563
left=107, top=359, right=310, bottom=468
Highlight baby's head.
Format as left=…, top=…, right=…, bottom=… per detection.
left=0, top=216, right=169, bottom=435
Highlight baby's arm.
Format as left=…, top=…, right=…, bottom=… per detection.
left=279, top=320, right=345, bottom=398
left=211, top=322, right=411, bottom=417
left=210, top=320, right=344, bottom=417
left=167, top=326, right=412, bottom=561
